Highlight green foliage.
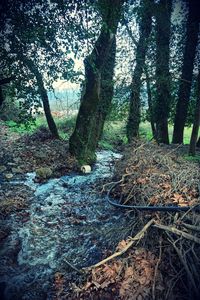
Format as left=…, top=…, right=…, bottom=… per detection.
left=183, top=155, right=200, bottom=162
left=4, top=119, right=37, bottom=134
left=99, top=121, right=128, bottom=150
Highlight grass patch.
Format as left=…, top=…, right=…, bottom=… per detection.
left=183, top=155, right=200, bottom=162
left=2, top=117, right=196, bottom=148
left=99, top=121, right=128, bottom=150
left=139, top=122, right=193, bottom=144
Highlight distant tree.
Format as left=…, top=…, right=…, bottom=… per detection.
left=18, top=53, right=59, bottom=137
left=126, top=0, right=153, bottom=142
left=69, top=0, right=124, bottom=164
left=189, top=69, right=200, bottom=155
left=172, top=1, right=199, bottom=144
left=154, top=0, right=172, bottom=144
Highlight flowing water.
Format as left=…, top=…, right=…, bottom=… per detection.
left=0, top=151, right=129, bottom=300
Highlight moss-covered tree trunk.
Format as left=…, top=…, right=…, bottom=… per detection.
left=189, top=70, right=200, bottom=156
left=197, top=136, right=200, bottom=147
left=144, top=66, right=156, bottom=138
left=20, top=56, right=59, bottom=138
left=69, top=0, right=123, bottom=164
left=0, top=86, right=4, bottom=107
left=172, top=3, right=199, bottom=144
left=126, top=0, right=152, bottom=142
left=154, top=0, right=172, bottom=144
left=94, top=37, right=116, bottom=141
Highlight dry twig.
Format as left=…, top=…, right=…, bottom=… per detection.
left=154, top=223, right=200, bottom=244
left=85, top=218, right=155, bottom=270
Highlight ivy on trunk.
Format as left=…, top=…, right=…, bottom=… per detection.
left=126, top=0, right=152, bottom=142
left=172, top=2, right=199, bottom=144
left=69, top=0, right=123, bottom=165
left=189, top=70, right=200, bottom=156
left=154, top=0, right=172, bottom=144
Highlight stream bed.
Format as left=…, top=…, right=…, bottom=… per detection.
left=0, top=151, right=130, bottom=300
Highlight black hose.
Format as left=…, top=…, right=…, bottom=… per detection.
left=106, top=183, right=200, bottom=212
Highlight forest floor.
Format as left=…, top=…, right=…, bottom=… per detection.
left=0, top=122, right=200, bottom=300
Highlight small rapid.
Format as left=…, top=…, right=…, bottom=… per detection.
left=0, top=151, right=129, bottom=300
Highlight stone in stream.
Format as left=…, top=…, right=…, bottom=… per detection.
left=35, top=167, right=53, bottom=180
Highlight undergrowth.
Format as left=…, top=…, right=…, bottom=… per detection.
left=1, top=117, right=196, bottom=152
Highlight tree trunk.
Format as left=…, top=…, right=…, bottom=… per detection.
left=189, top=71, right=200, bottom=156
left=196, top=136, right=200, bottom=147
left=69, top=0, right=123, bottom=164
left=19, top=55, right=59, bottom=138
left=144, top=66, right=156, bottom=138
left=154, top=0, right=172, bottom=144
left=37, top=75, right=59, bottom=139
left=126, top=0, right=152, bottom=142
left=172, top=3, right=199, bottom=144
left=0, top=86, right=4, bottom=107
left=95, top=37, right=117, bottom=141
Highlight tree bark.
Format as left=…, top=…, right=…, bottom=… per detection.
left=126, top=0, right=152, bottom=142
left=154, top=0, right=172, bottom=144
left=0, top=86, right=4, bottom=107
left=196, top=136, right=200, bottom=147
left=69, top=0, right=123, bottom=164
left=189, top=71, right=200, bottom=156
left=172, top=3, right=199, bottom=144
left=19, top=55, right=59, bottom=138
left=144, top=66, right=156, bottom=138
left=95, top=37, right=117, bottom=141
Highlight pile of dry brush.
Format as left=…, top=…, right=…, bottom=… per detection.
left=52, top=141, right=200, bottom=300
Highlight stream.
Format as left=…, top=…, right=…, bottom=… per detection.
left=0, top=150, right=130, bottom=300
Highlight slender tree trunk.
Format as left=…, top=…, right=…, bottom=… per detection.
left=95, top=37, right=117, bottom=140
left=189, top=71, right=200, bottom=156
left=154, top=0, right=172, bottom=144
left=144, top=67, right=156, bottom=138
left=37, top=75, right=59, bottom=139
left=0, top=86, right=4, bottom=107
left=19, top=55, right=59, bottom=138
left=126, top=0, right=152, bottom=142
left=172, top=3, right=199, bottom=144
left=196, top=136, right=200, bottom=147
left=69, top=0, right=123, bottom=164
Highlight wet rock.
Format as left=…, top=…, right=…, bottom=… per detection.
left=0, top=165, right=7, bottom=172
left=35, top=167, right=52, bottom=180
left=11, top=167, right=23, bottom=174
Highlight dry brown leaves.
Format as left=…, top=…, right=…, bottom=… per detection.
left=112, top=141, right=200, bottom=208
left=72, top=242, right=164, bottom=300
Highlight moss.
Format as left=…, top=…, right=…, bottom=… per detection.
left=36, top=167, right=53, bottom=179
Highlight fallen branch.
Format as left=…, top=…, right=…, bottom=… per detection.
left=62, top=257, right=84, bottom=274
left=154, top=223, right=200, bottom=244
left=152, top=237, right=162, bottom=300
left=85, top=218, right=155, bottom=270
left=181, top=222, right=200, bottom=232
